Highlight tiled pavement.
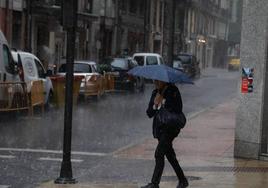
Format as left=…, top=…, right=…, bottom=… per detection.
left=39, top=100, right=268, bottom=188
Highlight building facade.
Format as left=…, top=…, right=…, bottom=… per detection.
left=116, top=0, right=145, bottom=56
left=235, top=0, right=268, bottom=160
left=0, top=0, right=236, bottom=71
left=227, top=0, right=242, bottom=59
left=183, top=0, right=230, bottom=68
left=147, top=0, right=165, bottom=55
left=0, top=0, right=26, bottom=49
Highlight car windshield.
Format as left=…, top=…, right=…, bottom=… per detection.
left=159, top=57, right=164, bottom=64
left=59, top=63, right=92, bottom=73
left=111, top=59, right=129, bottom=70
left=146, top=56, right=158, bottom=65
left=177, top=55, right=191, bottom=64
left=173, top=60, right=182, bottom=69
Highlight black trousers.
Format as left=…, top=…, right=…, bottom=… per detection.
left=151, top=133, right=186, bottom=185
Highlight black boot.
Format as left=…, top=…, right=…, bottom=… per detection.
left=177, top=178, right=189, bottom=188
left=141, top=183, right=159, bottom=188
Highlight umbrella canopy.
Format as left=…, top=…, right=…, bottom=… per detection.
left=127, top=64, right=194, bottom=84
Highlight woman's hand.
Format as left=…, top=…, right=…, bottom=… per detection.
left=154, top=93, right=163, bottom=107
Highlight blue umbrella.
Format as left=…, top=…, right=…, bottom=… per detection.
left=127, top=64, right=194, bottom=84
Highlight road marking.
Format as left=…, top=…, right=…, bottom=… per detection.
left=0, top=148, right=108, bottom=157
left=0, top=185, right=10, bottom=188
left=38, top=157, right=83, bottom=163
left=0, top=155, right=15, bottom=159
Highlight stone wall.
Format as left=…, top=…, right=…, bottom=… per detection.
left=234, top=0, right=268, bottom=159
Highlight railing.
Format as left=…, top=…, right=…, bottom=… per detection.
left=0, top=80, right=45, bottom=114
left=0, top=82, right=29, bottom=112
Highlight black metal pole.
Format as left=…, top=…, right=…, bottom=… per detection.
left=55, top=0, right=77, bottom=184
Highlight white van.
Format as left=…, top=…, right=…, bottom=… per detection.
left=11, top=51, right=53, bottom=105
left=0, top=31, right=20, bottom=83
left=0, top=30, right=24, bottom=109
left=133, top=53, right=165, bottom=66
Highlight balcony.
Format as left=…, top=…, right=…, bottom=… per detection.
left=187, top=0, right=229, bottom=20
left=32, top=0, right=61, bottom=6
left=31, top=0, right=61, bottom=17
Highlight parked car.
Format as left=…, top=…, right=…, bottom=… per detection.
left=174, top=53, right=200, bottom=78
left=0, top=30, right=25, bottom=109
left=11, top=51, right=53, bottom=105
left=133, top=53, right=165, bottom=66
left=109, top=57, right=145, bottom=92
left=58, top=61, right=103, bottom=98
left=228, top=58, right=240, bottom=71
left=173, top=58, right=184, bottom=71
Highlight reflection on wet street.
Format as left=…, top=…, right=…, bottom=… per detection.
left=0, top=69, right=239, bottom=154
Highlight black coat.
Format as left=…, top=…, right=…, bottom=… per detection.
left=146, top=84, right=183, bottom=138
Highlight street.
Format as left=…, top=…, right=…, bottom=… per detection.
left=0, top=68, right=239, bottom=187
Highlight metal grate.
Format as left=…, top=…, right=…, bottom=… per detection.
left=162, top=167, right=268, bottom=182
left=184, top=166, right=268, bottom=173
left=0, top=82, right=29, bottom=111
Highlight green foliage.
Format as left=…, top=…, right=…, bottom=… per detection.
left=97, top=64, right=112, bottom=74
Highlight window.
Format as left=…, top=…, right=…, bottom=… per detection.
left=74, top=64, right=92, bottom=73
left=3, top=44, right=14, bottom=74
left=120, top=0, right=127, bottom=13
left=91, top=64, right=97, bottom=72
left=146, top=56, right=158, bottom=65
left=159, top=57, right=164, bottom=64
left=129, top=0, right=138, bottom=14
left=134, top=56, right=144, bottom=66
left=128, top=59, right=138, bottom=69
left=139, top=0, right=145, bottom=16
left=54, top=0, right=61, bottom=6
left=111, top=59, right=129, bottom=70
left=34, top=59, right=46, bottom=78
left=59, top=64, right=92, bottom=73
left=85, top=0, right=93, bottom=13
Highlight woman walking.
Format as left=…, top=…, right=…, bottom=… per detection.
left=141, top=80, right=188, bottom=188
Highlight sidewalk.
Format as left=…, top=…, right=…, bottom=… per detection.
left=39, top=100, right=268, bottom=188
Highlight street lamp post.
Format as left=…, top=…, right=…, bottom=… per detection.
left=55, top=0, right=77, bottom=184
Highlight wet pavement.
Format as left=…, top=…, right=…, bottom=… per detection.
left=38, top=99, right=268, bottom=188
left=2, top=68, right=261, bottom=188
left=0, top=68, right=239, bottom=153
